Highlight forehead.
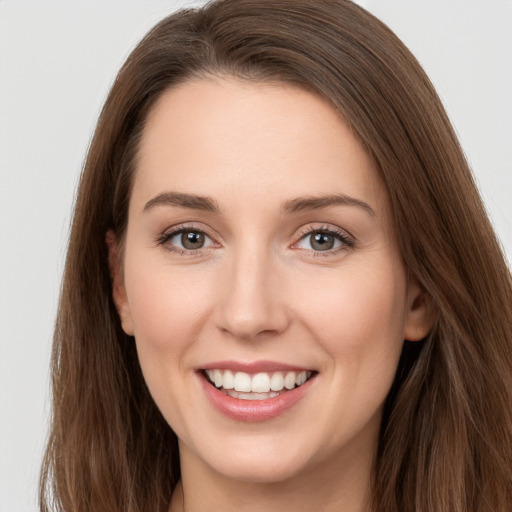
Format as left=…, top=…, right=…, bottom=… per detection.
left=132, top=77, right=388, bottom=218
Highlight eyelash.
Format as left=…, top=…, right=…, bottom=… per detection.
left=293, top=225, right=355, bottom=257
left=155, top=223, right=217, bottom=256
left=156, top=223, right=355, bottom=257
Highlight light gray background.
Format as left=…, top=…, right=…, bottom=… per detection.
left=1, top=1, right=511, bottom=510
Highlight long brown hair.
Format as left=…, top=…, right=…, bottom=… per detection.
left=40, top=1, right=512, bottom=510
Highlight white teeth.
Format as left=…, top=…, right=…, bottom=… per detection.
left=226, top=390, right=281, bottom=400
left=214, top=369, right=223, bottom=388
left=270, top=372, right=284, bottom=391
left=296, top=371, right=307, bottom=386
left=205, top=369, right=313, bottom=394
left=284, top=372, right=296, bottom=390
left=223, top=369, right=234, bottom=390
left=233, top=372, right=252, bottom=392
left=251, top=372, right=270, bottom=393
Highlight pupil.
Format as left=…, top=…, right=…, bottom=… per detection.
left=311, top=232, right=334, bottom=251
left=182, top=231, right=205, bottom=249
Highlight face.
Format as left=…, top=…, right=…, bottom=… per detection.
left=109, top=77, right=430, bottom=484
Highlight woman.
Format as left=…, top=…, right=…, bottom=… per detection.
left=40, top=1, right=512, bottom=511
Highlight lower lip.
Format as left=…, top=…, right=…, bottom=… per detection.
left=199, top=373, right=315, bottom=422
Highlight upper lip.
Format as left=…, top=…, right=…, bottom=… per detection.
left=199, top=360, right=314, bottom=374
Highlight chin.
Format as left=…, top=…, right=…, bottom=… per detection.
left=213, top=455, right=310, bottom=484
left=185, top=432, right=319, bottom=484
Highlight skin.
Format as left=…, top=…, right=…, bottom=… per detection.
left=108, top=77, right=432, bottom=512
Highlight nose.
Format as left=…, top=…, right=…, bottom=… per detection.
left=214, top=247, right=291, bottom=341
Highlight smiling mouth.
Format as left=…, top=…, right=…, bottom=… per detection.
left=203, top=369, right=314, bottom=401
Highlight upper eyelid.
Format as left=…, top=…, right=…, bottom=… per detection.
left=162, top=223, right=217, bottom=240
left=293, top=223, right=354, bottom=241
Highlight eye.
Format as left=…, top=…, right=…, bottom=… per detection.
left=294, top=227, right=354, bottom=254
left=173, top=230, right=207, bottom=250
left=158, top=227, right=217, bottom=253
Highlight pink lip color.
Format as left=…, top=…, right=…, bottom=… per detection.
left=201, top=360, right=311, bottom=373
left=198, top=371, right=315, bottom=422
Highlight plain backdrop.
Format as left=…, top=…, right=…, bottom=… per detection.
left=1, top=1, right=511, bottom=510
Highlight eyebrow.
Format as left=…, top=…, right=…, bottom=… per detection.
left=143, top=192, right=220, bottom=213
left=143, top=191, right=375, bottom=217
left=282, top=194, right=376, bottom=216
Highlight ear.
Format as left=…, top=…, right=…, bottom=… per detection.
left=403, top=278, right=435, bottom=342
left=105, top=230, right=134, bottom=336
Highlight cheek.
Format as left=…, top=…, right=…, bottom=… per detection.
left=123, top=260, right=217, bottom=429
left=125, top=263, right=214, bottom=353
left=292, top=261, right=407, bottom=441
left=295, top=259, right=407, bottom=372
